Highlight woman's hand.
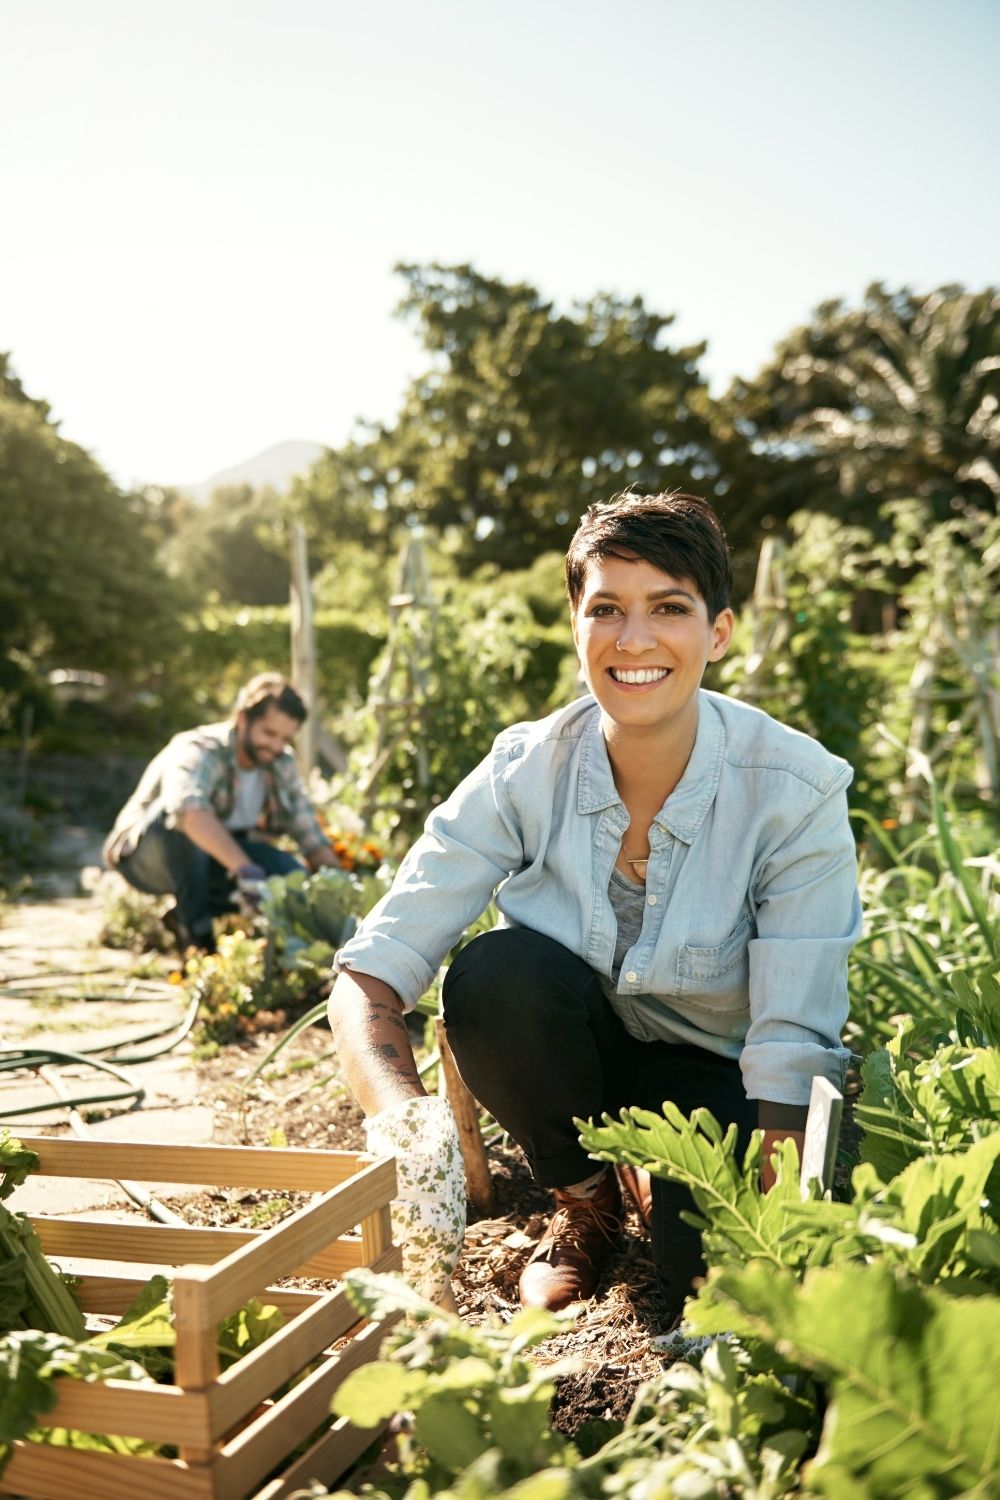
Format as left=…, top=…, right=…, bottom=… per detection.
left=760, top=1128, right=805, bottom=1193
left=364, top=1096, right=466, bottom=1304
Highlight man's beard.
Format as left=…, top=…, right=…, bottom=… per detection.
left=238, top=726, right=271, bottom=767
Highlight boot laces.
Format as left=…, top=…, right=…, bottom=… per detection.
left=535, top=1193, right=620, bottom=1265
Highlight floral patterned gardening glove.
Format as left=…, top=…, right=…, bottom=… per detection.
left=363, top=1095, right=466, bottom=1305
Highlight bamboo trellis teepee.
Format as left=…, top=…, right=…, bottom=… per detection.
left=728, top=534, right=793, bottom=707
left=359, top=533, right=437, bottom=819
left=898, top=594, right=999, bottom=823
left=727, top=533, right=998, bottom=821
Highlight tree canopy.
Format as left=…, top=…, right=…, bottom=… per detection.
left=157, top=483, right=290, bottom=606
left=0, top=355, right=181, bottom=729
left=728, top=282, right=1000, bottom=523
left=294, top=263, right=786, bottom=572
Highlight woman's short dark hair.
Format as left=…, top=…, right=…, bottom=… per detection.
left=565, top=490, right=732, bottom=620
left=233, top=673, right=308, bottom=725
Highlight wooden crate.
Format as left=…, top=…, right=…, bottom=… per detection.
left=1, top=1135, right=402, bottom=1500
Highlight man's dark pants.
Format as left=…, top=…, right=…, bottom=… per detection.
left=442, top=927, right=755, bottom=1321
left=115, top=803, right=303, bottom=946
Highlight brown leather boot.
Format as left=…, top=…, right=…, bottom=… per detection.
left=518, top=1170, right=623, bottom=1310
left=615, top=1164, right=653, bottom=1232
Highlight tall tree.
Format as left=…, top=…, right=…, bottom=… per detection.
left=158, top=482, right=290, bottom=606
left=729, top=283, right=1000, bottom=522
left=294, top=264, right=772, bottom=572
left=0, top=355, right=181, bottom=730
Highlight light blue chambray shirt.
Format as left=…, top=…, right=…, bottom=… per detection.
left=335, top=690, right=862, bottom=1106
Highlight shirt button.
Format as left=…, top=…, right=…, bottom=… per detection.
left=647, top=895, right=657, bottom=905
left=625, top=970, right=638, bottom=984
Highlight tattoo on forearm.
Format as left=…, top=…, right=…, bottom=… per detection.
left=364, top=1008, right=406, bottom=1033
left=376, top=1042, right=401, bottom=1060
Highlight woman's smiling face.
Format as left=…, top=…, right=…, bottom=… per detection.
left=571, top=553, right=734, bottom=737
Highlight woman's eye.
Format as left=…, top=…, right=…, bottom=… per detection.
left=588, top=604, right=618, bottom=617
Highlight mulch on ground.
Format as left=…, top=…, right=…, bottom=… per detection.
left=196, top=1025, right=676, bottom=1435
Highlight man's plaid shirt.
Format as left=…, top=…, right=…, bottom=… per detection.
left=104, top=720, right=328, bottom=865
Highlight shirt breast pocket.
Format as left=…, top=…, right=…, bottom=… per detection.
left=674, top=913, right=752, bottom=1012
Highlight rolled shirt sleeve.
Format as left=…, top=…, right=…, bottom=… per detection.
left=741, top=774, right=861, bottom=1105
left=160, top=738, right=220, bottom=825
left=334, top=749, right=525, bottom=1008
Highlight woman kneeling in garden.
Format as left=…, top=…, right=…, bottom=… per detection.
left=328, top=491, right=861, bottom=1321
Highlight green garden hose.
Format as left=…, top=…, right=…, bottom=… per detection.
left=0, top=970, right=201, bottom=1113
left=0, top=1046, right=144, bottom=1116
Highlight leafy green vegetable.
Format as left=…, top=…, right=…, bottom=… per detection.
left=0, top=1328, right=154, bottom=1471
left=89, top=1273, right=175, bottom=1379
left=335, top=1272, right=572, bottom=1491
left=0, top=1131, right=39, bottom=1200
left=216, top=1297, right=284, bottom=1369
left=687, top=1260, right=1000, bottom=1497
left=577, top=1104, right=827, bottom=1273
left=0, top=1133, right=85, bottom=1339
left=260, top=865, right=390, bottom=974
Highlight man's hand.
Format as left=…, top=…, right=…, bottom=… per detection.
left=234, top=861, right=268, bottom=910
left=308, top=844, right=340, bottom=870
left=365, top=1095, right=466, bottom=1304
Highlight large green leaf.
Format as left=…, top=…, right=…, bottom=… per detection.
left=0, top=1133, right=39, bottom=1201
left=331, top=1360, right=428, bottom=1426
left=0, top=1330, right=149, bottom=1447
left=216, top=1297, right=285, bottom=1369
left=415, top=1393, right=491, bottom=1470
left=687, top=1261, right=1000, bottom=1496
left=851, top=1137, right=1000, bottom=1284
left=579, top=1104, right=819, bottom=1271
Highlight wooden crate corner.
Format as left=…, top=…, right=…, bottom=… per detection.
left=1, top=1135, right=403, bottom=1500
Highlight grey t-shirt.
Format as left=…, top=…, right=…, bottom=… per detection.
left=226, top=768, right=266, bottom=832
left=605, top=866, right=647, bottom=989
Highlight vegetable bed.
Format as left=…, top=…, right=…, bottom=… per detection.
left=1, top=1135, right=401, bottom=1500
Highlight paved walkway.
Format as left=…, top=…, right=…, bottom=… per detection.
left=1, top=822, right=219, bottom=1217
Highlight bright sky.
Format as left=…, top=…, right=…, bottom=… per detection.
left=3, top=0, right=997, bottom=490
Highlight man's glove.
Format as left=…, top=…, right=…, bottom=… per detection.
left=233, top=861, right=267, bottom=910
left=364, top=1095, right=466, bottom=1305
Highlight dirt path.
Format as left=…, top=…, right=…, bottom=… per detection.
left=0, top=818, right=218, bottom=1213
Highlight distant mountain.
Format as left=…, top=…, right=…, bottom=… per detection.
left=176, top=440, right=325, bottom=504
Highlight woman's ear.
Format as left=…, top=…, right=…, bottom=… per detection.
left=709, top=607, right=735, bottom=661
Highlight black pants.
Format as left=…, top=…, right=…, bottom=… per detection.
left=116, top=804, right=303, bottom=943
left=442, top=927, right=755, bottom=1318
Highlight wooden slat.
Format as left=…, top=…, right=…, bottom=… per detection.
left=0, top=1445, right=212, bottom=1500
left=173, top=1273, right=220, bottom=1465
left=194, top=1157, right=397, bottom=1325
left=361, top=1202, right=393, bottom=1264
left=34, top=1220, right=368, bottom=1281
left=33, top=1380, right=211, bottom=1448
left=15, top=1133, right=366, bottom=1190
left=213, top=1316, right=396, bottom=1500
left=75, top=1272, right=322, bottom=1319
left=207, top=1281, right=374, bottom=1440
left=34, top=1217, right=262, bottom=1265
left=251, top=1413, right=387, bottom=1500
